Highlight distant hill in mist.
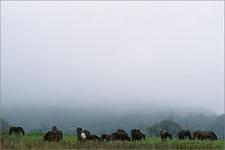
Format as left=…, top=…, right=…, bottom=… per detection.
left=1, top=104, right=224, bottom=139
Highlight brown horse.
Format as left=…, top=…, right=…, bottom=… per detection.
left=43, top=126, right=63, bottom=142
left=43, top=130, right=63, bottom=142
left=101, top=129, right=131, bottom=142
left=192, top=131, right=217, bottom=141
left=160, top=130, right=172, bottom=141
left=192, top=131, right=202, bottom=140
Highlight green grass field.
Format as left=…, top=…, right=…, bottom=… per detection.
left=1, top=132, right=224, bottom=149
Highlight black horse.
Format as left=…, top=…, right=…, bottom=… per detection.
left=160, top=130, right=172, bottom=141
left=9, top=127, right=25, bottom=135
left=131, top=129, right=145, bottom=141
left=77, top=127, right=91, bottom=142
left=178, top=130, right=192, bottom=140
left=209, top=131, right=217, bottom=140
left=87, top=134, right=101, bottom=141
left=112, top=129, right=131, bottom=141
left=101, top=134, right=115, bottom=141
left=77, top=128, right=83, bottom=141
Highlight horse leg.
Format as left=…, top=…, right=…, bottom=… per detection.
left=9, top=130, right=12, bottom=135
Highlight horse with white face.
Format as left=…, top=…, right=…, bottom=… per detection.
left=131, top=129, right=145, bottom=141
left=160, top=130, right=172, bottom=142
left=77, top=127, right=91, bottom=142
left=80, top=132, right=87, bottom=142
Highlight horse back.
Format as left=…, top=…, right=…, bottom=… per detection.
left=9, top=127, right=25, bottom=135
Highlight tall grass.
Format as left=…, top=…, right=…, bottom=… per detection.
left=1, top=132, right=224, bottom=149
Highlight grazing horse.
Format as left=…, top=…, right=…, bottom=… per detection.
left=112, top=129, right=131, bottom=141
left=101, top=129, right=130, bottom=142
left=87, top=134, right=100, bottom=141
left=43, top=126, right=63, bottom=142
left=200, top=131, right=212, bottom=140
left=9, top=127, right=25, bottom=135
left=192, top=131, right=202, bottom=140
left=77, top=127, right=90, bottom=142
left=192, top=130, right=217, bottom=141
left=178, top=130, right=192, bottom=140
left=209, top=131, right=217, bottom=140
left=101, top=134, right=116, bottom=141
left=43, top=130, right=63, bottom=142
left=131, top=129, right=145, bottom=141
left=160, top=130, right=172, bottom=141
left=112, top=132, right=130, bottom=141
left=77, top=127, right=99, bottom=142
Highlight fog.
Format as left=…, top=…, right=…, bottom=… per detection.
left=1, top=1, right=224, bottom=115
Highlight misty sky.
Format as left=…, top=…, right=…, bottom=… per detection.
left=1, top=1, right=224, bottom=114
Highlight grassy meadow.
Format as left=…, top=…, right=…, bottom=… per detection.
left=1, top=132, right=224, bottom=149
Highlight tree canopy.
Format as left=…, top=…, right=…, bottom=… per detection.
left=147, top=119, right=183, bottom=137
